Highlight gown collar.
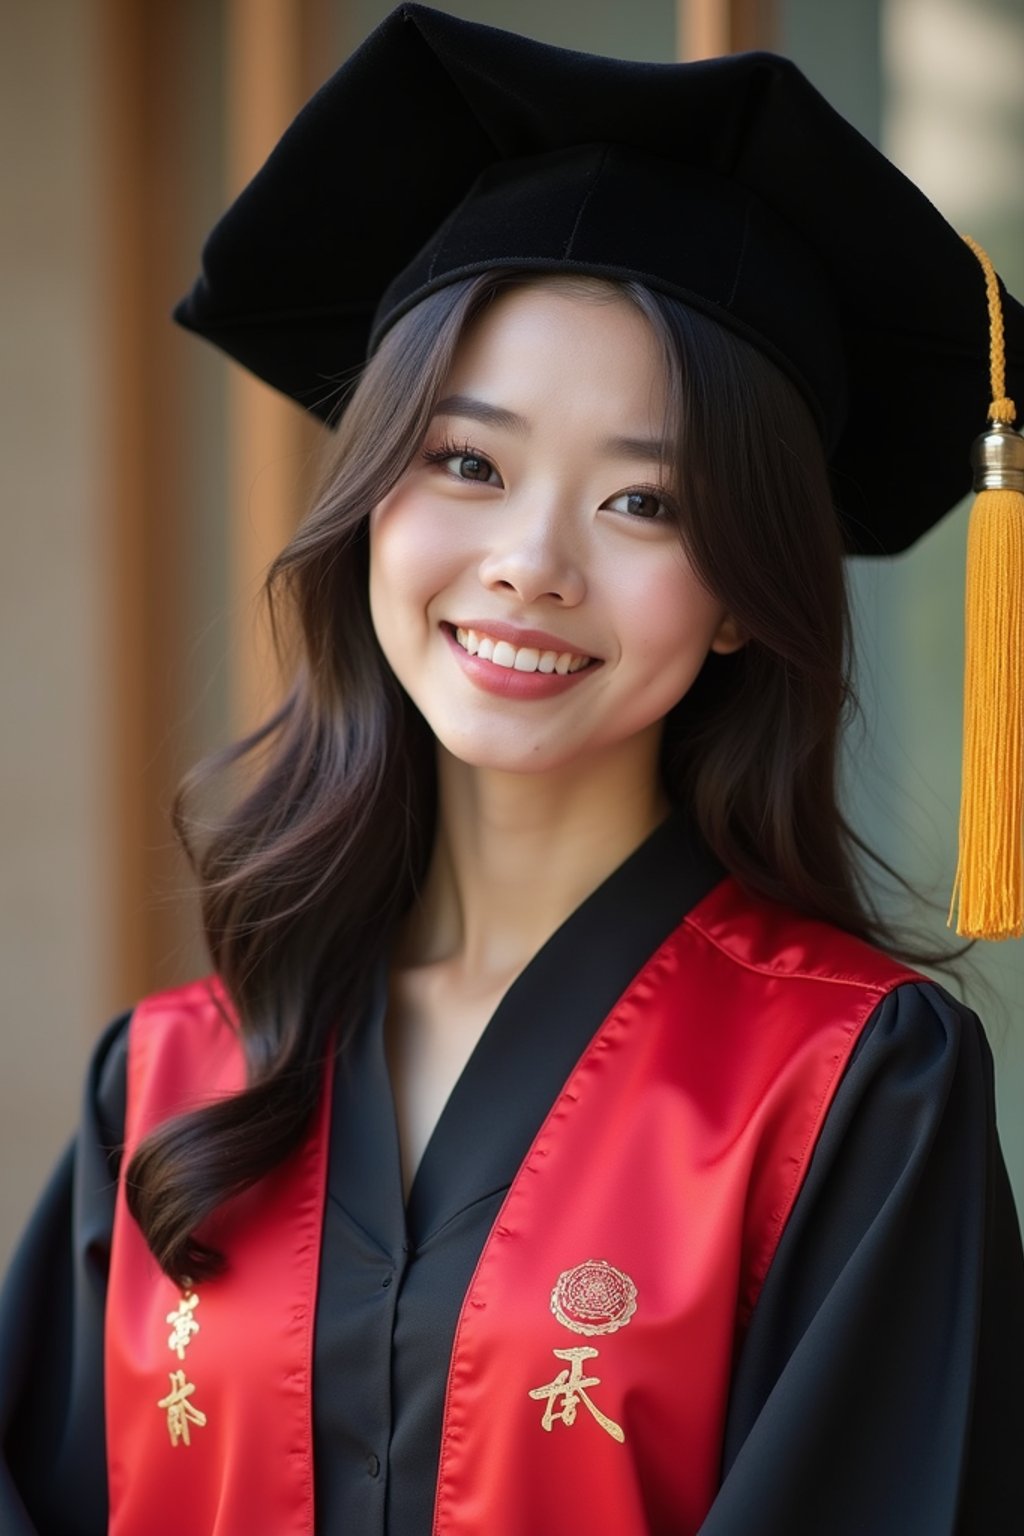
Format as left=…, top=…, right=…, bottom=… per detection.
left=328, top=808, right=725, bottom=1254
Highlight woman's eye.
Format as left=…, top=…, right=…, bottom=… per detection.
left=450, top=453, right=498, bottom=483
left=422, top=442, right=502, bottom=485
left=605, top=489, right=671, bottom=521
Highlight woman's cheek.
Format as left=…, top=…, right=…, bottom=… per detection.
left=373, top=491, right=472, bottom=594
left=370, top=498, right=442, bottom=634
left=617, top=556, right=723, bottom=658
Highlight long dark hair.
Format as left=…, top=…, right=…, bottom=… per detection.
left=126, top=270, right=948, bottom=1282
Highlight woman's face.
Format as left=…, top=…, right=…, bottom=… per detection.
left=369, top=282, right=741, bottom=779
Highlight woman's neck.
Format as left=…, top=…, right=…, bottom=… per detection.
left=397, top=742, right=670, bottom=987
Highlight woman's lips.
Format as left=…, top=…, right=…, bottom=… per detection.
left=442, top=624, right=602, bottom=699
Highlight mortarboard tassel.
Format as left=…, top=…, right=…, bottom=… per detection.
left=949, top=236, right=1024, bottom=938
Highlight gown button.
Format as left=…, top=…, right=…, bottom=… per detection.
left=381, top=1272, right=393, bottom=1288
left=366, top=1453, right=381, bottom=1478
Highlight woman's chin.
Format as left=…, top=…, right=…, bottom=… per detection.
left=432, top=724, right=591, bottom=779
left=432, top=723, right=663, bottom=788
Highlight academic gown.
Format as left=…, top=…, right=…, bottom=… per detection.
left=1, top=811, right=1022, bottom=1536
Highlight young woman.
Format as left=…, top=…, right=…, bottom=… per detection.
left=2, top=8, right=1023, bottom=1535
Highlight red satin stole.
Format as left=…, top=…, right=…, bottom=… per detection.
left=105, top=878, right=918, bottom=1536
left=105, top=977, right=333, bottom=1536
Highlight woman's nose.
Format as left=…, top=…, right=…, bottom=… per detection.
left=476, top=500, right=586, bottom=606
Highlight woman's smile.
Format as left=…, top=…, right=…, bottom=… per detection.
left=442, top=621, right=601, bottom=700
left=450, top=619, right=599, bottom=674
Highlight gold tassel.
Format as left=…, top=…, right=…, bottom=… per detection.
left=949, top=237, right=1024, bottom=938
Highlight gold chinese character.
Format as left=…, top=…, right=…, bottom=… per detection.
left=528, top=1346, right=624, bottom=1443
left=166, top=1292, right=200, bottom=1360
left=157, top=1369, right=207, bottom=1447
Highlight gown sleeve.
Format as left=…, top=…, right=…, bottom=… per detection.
left=0, top=1012, right=128, bottom=1536
left=704, top=980, right=1024, bottom=1536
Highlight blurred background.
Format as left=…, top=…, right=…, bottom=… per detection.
left=2, top=0, right=1023, bottom=1268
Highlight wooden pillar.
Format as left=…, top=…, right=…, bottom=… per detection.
left=678, top=0, right=778, bottom=58
left=101, top=0, right=332, bottom=1002
left=223, top=0, right=322, bottom=739
left=101, top=0, right=197, bottom=1001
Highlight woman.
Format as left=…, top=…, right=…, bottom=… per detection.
left=2, top=7, right=1023, bottom=1534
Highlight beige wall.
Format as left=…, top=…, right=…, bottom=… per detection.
left=1, top=0, right=113, bottom=1266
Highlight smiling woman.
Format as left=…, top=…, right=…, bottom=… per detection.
left=1, top=7, right=1023, bottom=1536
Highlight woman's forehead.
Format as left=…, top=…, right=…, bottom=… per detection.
left=439, top=283, right=670, bottom=435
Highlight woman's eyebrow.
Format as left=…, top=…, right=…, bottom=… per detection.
left=604, top=433, right=672, bottom=463
left=432, top=394, right=528, bottom=435
left=431, top=394, right=669, bottom=461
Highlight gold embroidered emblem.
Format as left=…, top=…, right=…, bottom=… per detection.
left=529, top=1260, right=637, bottom=1442
left=550, top=1258, right=637, bottom=1336
left=528, top=1346, right=625, bottom=1442
left=158, top=1369, right=208, bottom=1447
left=166, top=1292, right=200, bottom=1360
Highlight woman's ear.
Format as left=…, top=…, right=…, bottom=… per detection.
left=709, top=614, right=746, bottom=655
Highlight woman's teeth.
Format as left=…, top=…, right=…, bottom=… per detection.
left=454, top=627, right=592, bottom=675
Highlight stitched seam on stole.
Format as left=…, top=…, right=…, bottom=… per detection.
left=682, top=911, right=920, bottom=993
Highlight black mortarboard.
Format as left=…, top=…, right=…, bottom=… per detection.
left=175, top=6, right=1024, bottom=940
left=174, top=2, right=1024, bottom=559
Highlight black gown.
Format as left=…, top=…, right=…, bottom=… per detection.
left=2, top=813, right=1022, bottom=1535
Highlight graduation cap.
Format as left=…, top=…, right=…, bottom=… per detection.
left=174, top=4, right=1024, bottom=938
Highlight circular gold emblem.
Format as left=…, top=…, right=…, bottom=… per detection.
left=550, top=1259, right=637, bottom=1336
